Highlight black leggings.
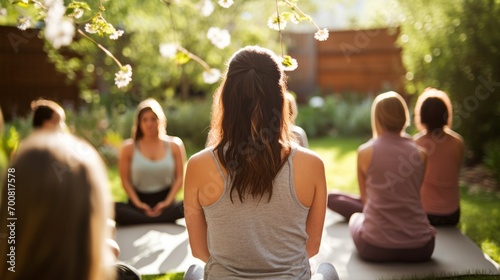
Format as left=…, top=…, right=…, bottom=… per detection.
left=427, top=208, right=460, bottom=227
left=115, top=188, right=184, bottom=226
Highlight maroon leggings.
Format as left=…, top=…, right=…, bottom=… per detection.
left=349, top=213, right=435, bottom=262
left=327, top=192, right=363, bottom=220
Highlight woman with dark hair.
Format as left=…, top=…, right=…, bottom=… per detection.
left=115, top=98, right=185, bottom=225
left=183, top=46, right=338, bottom=279
left=30, top=99, right=67, bottom=131
left=414, top=88, right=465, bottom=226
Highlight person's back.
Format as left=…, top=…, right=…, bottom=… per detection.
left=202, top=147, right=310, bottom=279
left=362, top=134, right=433, bottom=248
left=184, top=46, right=336, bottom=280
left=347, top=91, right=435, bottom=263
left=413, top=89, right=464, bottom=226
left=415, top=130, right=463, bottom=215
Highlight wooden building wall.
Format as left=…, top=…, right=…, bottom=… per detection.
left=0, top=26, right=80, bottom=120
left=285, top=27, right=405, bottom=102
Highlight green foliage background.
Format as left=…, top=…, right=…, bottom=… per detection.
left=396, top=0, right=500, bottom=163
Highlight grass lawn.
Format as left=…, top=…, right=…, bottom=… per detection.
left=108, top=136, right=500, bottom=280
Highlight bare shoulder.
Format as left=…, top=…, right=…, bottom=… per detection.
left=120, top=138, right=135, bottom=154
left=445, top=128, right=465, bottom=144
left=165, top=135, right=185, bottom=148
left=357, top=140, right=373, bottom=154
left=293, top=147, right=324, bottom=168
left=188, top=147, right=213, bottom=167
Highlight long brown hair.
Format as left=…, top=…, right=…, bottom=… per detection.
left=132, top=98, right=167, bottom=141
left=414, top=87, right=453, bottom=131
left=0, top=132, right=114, bottom=280
left=207, top=46, right=293, bottom=202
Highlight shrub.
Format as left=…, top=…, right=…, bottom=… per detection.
left=163, top=98, right=212, bottom=153
left=484, top=139, right=500, bottom=184
left=296, top=94, right=373, bottom=138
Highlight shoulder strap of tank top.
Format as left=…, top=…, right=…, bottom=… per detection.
left=209, top=149, right=227, bottom=181
left=288, top=146, right=298, bottom=164
left=163, top=138, right=171, bottom=153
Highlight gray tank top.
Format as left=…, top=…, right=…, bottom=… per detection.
left=131, top=140, right=175, bottom=193
left=203, top=147, right=311, bottom=279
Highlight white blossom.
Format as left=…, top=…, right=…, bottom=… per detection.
left=314, top=28, right=329, bottom=41
left=160, top=43, right=177, bottom=58
left=45, top=0, right=65, bottom=22
left=45, top=18, right=75, bottom=49
left=109, top=29, right=124, bottom=40
left=267, top=14, right=287, bottom=31
left=71, top=8, right=84, bottom=19
left=200, top=0, right=214, bottom=17
left=278, top=55, right=298, bottom=71
left=207, top=27, right=231, bottom=49
left=17, top=16, right=32, bottom=31
left=218, top=0, right=233, bottom=8
left=0, top=8, right=7, bottom=17
left=85, top=23, right=98, bottom=34
left=115, top=64, right=133, bottom=88
left=203, top=68, right=221, bottom=84
left=290, top=14, right=300, bottom=24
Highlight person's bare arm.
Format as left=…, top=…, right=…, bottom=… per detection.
left=357, top=142, right=373, bottom=205
left=152, top=137, right=187, bottom=214
left=119, top=139, right=152, bottom=214
left=184, top=152, right=210, bottom=262
left=294, top=149, right=327, bottom=258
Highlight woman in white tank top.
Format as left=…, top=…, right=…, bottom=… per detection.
left=115, top=98, right=186, bottom=225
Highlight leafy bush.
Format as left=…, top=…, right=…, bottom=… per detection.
left=163, top=98, right=212, bottom=153
left=484, top=139, right=500, bottom=184
left=296, top=95, right=373, bottom=138
left=398, top=0, right=500, bottom=161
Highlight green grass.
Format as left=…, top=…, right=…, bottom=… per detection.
left=107, top=136, right=500, bottom=280
left=309, top=136, right=367, bottom=193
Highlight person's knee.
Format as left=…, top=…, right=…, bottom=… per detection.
left=313, top=262, right=339, bottom=280
left=183, top=264, right=204, bottom=280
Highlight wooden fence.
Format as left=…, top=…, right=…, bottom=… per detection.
left=0, top=26, right=80, bottom=120
left=285, top=27, right=406, bottom=102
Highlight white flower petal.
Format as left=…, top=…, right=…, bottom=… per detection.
left=314, top=28, right=329, bottom=41
left=45, top=19, right=75, bottom=49
left=200, top=0, right=214, bottom=17
left=207, top=27, right=231, bottom=49
left=267, top=14, right=287, bottom=31
left=203, top=68, right=221, bottom=84
left=110, top=29, right=124, bottom=40
left=218, top=0, right=233, bottom=8
left=17, top=16, right=32, bottom=31
left=160, top=43, right=177, bottom=58
left=115, top=65, right=133, bottom=88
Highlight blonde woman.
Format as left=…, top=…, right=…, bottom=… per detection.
left=285, top=92, right=309, bottom=148
left=413, top=88, right=464, bottom=226
left=328, top=91, right=435, bottom=262
left=115, top=98, right=186, bottom=225
left=0, top=132, right=116, bottom=280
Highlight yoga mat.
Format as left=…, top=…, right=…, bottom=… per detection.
left=116, top=212, right=499, bottom=279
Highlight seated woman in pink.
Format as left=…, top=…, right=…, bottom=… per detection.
left=329, top=91, right=436, bottom=262
left=413, top=88, right=465, bottom=226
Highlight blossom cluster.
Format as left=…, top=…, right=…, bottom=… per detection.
left=14, top=0, right=131, bottom=88
left=10, top=0, right=328, bottom=89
